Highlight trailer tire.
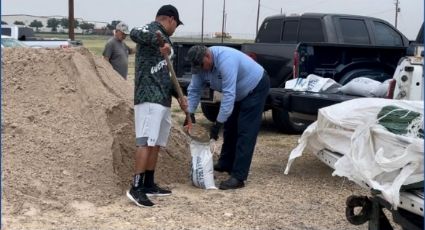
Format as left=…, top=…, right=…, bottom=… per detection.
left=345, top=195, right=372, bottom=225
left=271, top=108, right=308, bottom=134
left=201, top=103, right=219, bottom=122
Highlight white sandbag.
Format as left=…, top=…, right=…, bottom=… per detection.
left=284, top=78, right=298, bottom=89
left=284, top=98, right=424, bottom=209
left=190, top=140, right=217, bottom=189
left=339, top=77, right=382, bottom=97
left=371, top=79, right=391, bottom=97
left=288, top=74, right=341, bottom=93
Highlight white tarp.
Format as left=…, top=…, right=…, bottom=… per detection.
left=284, top=98, right=424, bottom=208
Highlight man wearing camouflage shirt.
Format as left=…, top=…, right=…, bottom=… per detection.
left=127, top=4, right=185, bottom=207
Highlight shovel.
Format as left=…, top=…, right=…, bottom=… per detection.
left=155, top=31, right=210, bottom=143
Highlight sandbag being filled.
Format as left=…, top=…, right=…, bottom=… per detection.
left=190, top=140, right=217, bottom=189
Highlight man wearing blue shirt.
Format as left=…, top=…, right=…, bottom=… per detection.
left=185, top=45, right=270, bottom=190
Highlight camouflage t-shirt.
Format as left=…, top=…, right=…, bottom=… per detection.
left=130, top=21, right=174, bottom=107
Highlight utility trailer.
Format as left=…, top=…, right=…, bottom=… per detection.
left=317, top=149, right=423, bottom=230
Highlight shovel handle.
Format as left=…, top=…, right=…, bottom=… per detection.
left=155, top=31, right=192, bottom=130
left=155, top=31, right=185, bottom=100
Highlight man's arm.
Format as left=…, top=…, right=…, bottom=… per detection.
left=102, top=40, right=113, bottom=62
left=130, top=25, right=156, bottom=45
left=124, top=43, right=136, bottom=55
left=129, top=47, right=136, bottom=55
left=187, top=74, right=204, bottom=114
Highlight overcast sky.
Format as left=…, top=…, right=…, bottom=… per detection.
left=2, top=0, right=423, bottom=39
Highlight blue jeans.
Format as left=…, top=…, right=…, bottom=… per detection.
left=218, top=72, right=270, bottom=181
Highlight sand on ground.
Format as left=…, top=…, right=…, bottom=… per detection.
left=2, top=47, right=376, bottom=230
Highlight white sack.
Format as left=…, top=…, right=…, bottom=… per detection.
left=339, top=77, right=389, bottom=97
left=190, top=140, right=217, bottom=189
left=284, top=98, right=424, bottom=208
left=286, top=74, right=342, bottom=93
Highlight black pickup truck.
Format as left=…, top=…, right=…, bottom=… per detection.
left=173, top=13, right=409, bottom=133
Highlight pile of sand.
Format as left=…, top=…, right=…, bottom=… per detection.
left=1, top=47, right=191, bottom=216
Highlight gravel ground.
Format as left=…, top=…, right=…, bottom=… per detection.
left=1, top=47, right=381, bottom=230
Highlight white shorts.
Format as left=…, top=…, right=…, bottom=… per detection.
left=134, top=103, right=171, bottom=147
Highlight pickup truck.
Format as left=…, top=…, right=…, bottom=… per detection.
left=174, top=13, right=410, bottom=133
left=1, top=25, right=82, bottom=48
left=243, top=13, right=409, bottom=133
left=314, top=25, right=424, bottom=229
left=285, top=30, right=424, bottom=229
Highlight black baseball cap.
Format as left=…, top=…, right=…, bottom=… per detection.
left=156, top=4, right=183, bottom=26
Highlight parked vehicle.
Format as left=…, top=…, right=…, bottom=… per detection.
left=316, top=24, right=424, bottom=230
left=392, top=24, right=424, bottom=101
left=1, top=35, right=28, bottom=48
left=1, top=25, right=82, bottom=48
left=244, top=13, right=410, bottom=133
left=174, top=13, right=410, bottom=133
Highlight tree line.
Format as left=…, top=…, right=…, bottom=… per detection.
left=1, top=19, right=123, bottom=35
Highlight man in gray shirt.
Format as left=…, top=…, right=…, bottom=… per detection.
left=103, top=22, right=134, bottom=79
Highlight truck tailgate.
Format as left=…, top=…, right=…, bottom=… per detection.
left=269, top=88, right=359, bottom=114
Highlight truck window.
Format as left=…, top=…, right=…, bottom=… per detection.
left=299, top=19, right=324, bottom=42
left=18, top=27, right=35, bottom=40
left=373, top=21, right=403, bottom=46
left=339, top=18, right=370, bottom=44
left=281, top=20, right=299, bottom=43
left=256, top=19, right=282, bottom=43
left=2, top=28, right=11, bottom=36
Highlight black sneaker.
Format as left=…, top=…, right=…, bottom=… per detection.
left=219, top=177, right=245, bottom=190
left=126, top=187, right=154, bottom=207
left=144, top=184, right=172, bottom=197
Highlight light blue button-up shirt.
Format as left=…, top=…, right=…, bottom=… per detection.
left=187, top=46, right=264, bottom=123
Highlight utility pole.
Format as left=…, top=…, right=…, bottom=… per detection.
left=394, top=0, right=400, bottom=28
left=256, top=0, right=261, bottom=36
left=221, top=0, right=226, bottom=43
left=68, top=0, right=75, bottom=41
left=201, top=0, right=205, bottom=43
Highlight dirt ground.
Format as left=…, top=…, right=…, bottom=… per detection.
left=2, top=47, right=376, bottom=229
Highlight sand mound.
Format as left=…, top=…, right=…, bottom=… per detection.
left=1, top=47, right=191, bottom=215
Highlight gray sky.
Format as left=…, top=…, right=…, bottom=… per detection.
left=2, top=0, right=423, bottom=39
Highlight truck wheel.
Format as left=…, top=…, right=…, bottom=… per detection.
left=201, top=103, right=219, bottom=122
left=339, top=68, right=391, bottom=85
left=272, top=108, right=308, bottom=134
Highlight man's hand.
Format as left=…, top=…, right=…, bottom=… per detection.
left=178, top=96, right=188, bottom=113
left=183, top=113, right=196, bottom=127
left=210, top=121, right=223, bottom=140
left=159, top=43, right=171, bottom=56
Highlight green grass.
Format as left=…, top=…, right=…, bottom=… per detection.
left=35, top=33, right=251, bottom=79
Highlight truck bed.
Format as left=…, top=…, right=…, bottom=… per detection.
left=268, top=88, right=359, bottom=115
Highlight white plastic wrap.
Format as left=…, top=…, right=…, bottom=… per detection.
left=284, top=98, right=424, bottom=208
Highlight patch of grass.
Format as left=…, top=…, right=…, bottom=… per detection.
left=36, top=33, right=252, bottom=80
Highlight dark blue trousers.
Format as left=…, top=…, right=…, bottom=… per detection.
left=218, top=72, right=270, bottom=181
